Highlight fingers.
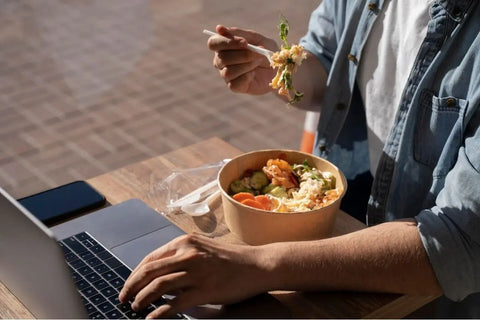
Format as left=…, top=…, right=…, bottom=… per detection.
left=119, top=234, right=231, bottom=317
left=207, top=25, right=278, bottom=95
left=131, top=271, right=188, bottom=311
left=145, top=289, right=202, bottom=319
left=119, top=237, right=183, bottom=303
left=213, top=48, right=263, bottom=69
left=207, top=26, right=248, bottom=52
left=216, top=25, right=270, bottom=47
left=227, top=70, right=256, bottom=93
left=219, top=59, right=262, bottom=83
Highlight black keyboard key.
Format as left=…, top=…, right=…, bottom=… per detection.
left=75, top=279, right=90, bottom=291
left=109, top=295, right=121, bottom=306
left=94, top=263, right=109, bottom=274
left=109, top=277, right=124, bottom=289
left=100, top=285, right=118, bottom=298
left=82, top=239, right=96, bottom=248
left=125, top=309, right=143, bottom=319
left=98, top=250, right=114, bottom=261
left=142, top=304, right=156, bottom=315
left=77, top=265, right=94, bottom=276
left=90, top=311, right=104, bottom=319
left=79, top=251, right=94, bottom=261
left=63, top=237, right=88, bottom=254
left=91, top=244, right=106, bottom=254
left=80, top=286, right=97, bottom=298
left=98, top=301, right=115, bottom=313
left=89, top=293, right=106, bottom=305
left=85, top=272, right=102, bottom=283
left=58, top=241, right=72, bottom=254
left=69, top=259, right=87, bottom=269
left=117, top=302, right=131, bottom=313
left=64, top=251, right=77, bottom=262
left=84, top=303, right=97, bottom=315
left=92, top=279, right=109, bottom=290
left=75, top=232, right=92, bottom=241
left=105, top=309, right=124, bottom=319
left=134, top=305, right=156, bottom=318
left=105, top=257, right=122, bottom=269
left=86, top=257, right=102, bottom=268
left=102, top=270, right=117, bottom=281
left=114, top=266, right=131, bottom=280
left=71, top=271, right=81, bottom=282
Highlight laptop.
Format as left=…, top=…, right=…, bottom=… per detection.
left=0, top=187, right=187, bottom=319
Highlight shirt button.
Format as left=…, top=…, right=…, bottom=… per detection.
left=347, top=54, right=358, bottom=64
left=446, top=98, right=456, bottom=107
left=336, top=103, right=346, bottom=110
left=368, top=2, right=377, bottom=11
left=452, top=7, right=462, bottom=18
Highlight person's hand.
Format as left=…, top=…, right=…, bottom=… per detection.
left=118, top=234, right=270, bottom=318
left=207, top=25, right=279, bottom=95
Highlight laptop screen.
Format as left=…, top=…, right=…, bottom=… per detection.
left=0, top=187, right=88, bottom=318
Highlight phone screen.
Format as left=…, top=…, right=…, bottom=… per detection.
left=18, top=181, right=106, bottom=226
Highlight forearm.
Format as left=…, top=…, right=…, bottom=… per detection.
left=258, top=219, right=442, bottom=295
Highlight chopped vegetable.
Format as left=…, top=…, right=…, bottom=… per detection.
left=268, top=186, right=288, bottom=198
left=232, top=192, right=256, bottom=202
left=255, top=195, right=273, bottom=210
left=241, top=199, right=265, bottom=210
left=250, top=171, right=269, bottom=190
left=229, top=179, right=253, bottom=194
left=261, top=183, right=276, bottom=194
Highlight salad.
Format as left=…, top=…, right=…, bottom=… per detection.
left=269, top=17, right=307, bottom=104
left=228, top=158, right=342, bottom=212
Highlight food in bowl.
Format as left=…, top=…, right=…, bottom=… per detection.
left=228, top=158, right=342, bottom=213
left=217, top=149, right=347, bottom=245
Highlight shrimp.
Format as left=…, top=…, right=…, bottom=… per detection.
left=262, top=159, right=298, bottom=189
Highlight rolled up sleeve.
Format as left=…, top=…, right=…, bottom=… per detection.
left=416, top=109, right=480, bottom=301
left=299, top=0, right=348, bottom=74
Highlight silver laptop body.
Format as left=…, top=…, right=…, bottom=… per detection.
left=0, top=187, right=185, bottom=319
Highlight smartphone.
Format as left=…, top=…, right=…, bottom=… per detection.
left=18, top=181, right=106, bottom=226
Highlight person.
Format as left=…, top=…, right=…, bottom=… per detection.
left=119, top=0, right=480, bottom=318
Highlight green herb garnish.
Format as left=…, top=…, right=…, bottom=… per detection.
left=279, top=16, right=290, bottom=49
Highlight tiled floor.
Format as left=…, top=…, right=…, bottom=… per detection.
left=0, top=0, right=321, bottom=198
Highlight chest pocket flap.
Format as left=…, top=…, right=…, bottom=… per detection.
left=414, top=90, right=467, bottom=176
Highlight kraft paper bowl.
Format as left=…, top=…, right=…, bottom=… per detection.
left=217, top=149, right=347, bottom=245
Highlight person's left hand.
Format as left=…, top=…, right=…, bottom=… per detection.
left=118, top=234, right=270, bottom=318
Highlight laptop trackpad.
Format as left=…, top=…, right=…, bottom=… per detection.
left=111, top=225, right=184, bottom=269
left=51, top=199, right=183, bottom=256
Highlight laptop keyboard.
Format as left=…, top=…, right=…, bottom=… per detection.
left=59, top=232, right=180, bottom=319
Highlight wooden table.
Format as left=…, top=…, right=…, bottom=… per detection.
left=0, top=137, right=437, bottom=318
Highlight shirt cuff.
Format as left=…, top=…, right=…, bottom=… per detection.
left=416, top=208, right=480, bottom=301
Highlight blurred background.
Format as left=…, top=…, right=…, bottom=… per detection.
left=0, top=0, right=320, bottom=198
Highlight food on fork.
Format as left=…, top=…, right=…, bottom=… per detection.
left=269, top=17, right=307, bottom=104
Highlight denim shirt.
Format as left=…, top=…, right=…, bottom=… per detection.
left=300, top=0, right=480, bottom=301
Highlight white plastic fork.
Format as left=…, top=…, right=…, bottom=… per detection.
left=203, top=29, right=274, bottom=63
left=166, top=179, right=218, bottom=209
left=181, top=189, right=221, bottom=216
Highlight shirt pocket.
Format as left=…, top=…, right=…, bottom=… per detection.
left=413, top=90, right=467, bottom=174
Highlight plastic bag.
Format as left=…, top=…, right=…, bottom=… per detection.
left=152, top=159, right=229, bottom=215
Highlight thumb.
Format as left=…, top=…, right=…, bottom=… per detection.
left=215, top=25, right=249, bottom=48
left=217, top=25, right=277, bottom=51
left=216, top=25, right=233, bottom=38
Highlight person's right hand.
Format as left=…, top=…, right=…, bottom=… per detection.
left=207, top=25, right=279, bottom=95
